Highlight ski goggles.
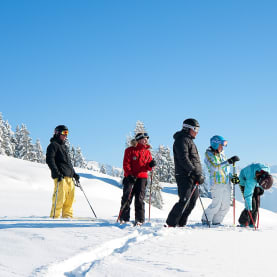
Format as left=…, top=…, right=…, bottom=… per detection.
left=60, top=130, right=69, bottom=135
left=182, top=123, right=200, bottom=133
left=135, top=133, right=149, bottom=141
left=222, top=140, right=228, bottom=147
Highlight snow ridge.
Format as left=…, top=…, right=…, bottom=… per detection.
left=36, top=222, right=162, bottom=276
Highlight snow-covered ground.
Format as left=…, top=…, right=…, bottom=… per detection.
left=0, top=155, right=276, bottom=277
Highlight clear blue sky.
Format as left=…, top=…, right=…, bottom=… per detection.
left=1, top=0, right=277, bottom=168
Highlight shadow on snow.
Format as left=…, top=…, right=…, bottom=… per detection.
left=0, top=216, right=132, bottom=230
left=162, top=186, right=177, bottom=195
left=78, top=173, right=122, bottom=189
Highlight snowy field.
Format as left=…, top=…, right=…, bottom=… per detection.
left=0, top=155, right=276, bottom=277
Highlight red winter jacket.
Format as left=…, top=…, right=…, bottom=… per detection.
left=123, top=143, right=153, bottom=179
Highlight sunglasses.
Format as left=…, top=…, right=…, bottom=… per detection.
left=60, top=130, right=69, bottom=135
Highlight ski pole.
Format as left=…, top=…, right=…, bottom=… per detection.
left=247, top=210, right=257, bottom=230
left=75, top=180, right=97, bottom=218
left=257, top=208, right=260, bottom=229
left=232, top=162, right=236, bottom=226
left=257, top=195, right=260, bottom=229
left=238, top=185, right=257, bottom=230
left=180, top=182, right=199, bottom=218
left=245, top=200, right=257, bottom=230
left=198, top=193, right=210, bottom=228
left=148, top=170, right=154, bottom=222
left=53, top=181, right=60, bottom=219
left=117, top=183, right=134, bottom=223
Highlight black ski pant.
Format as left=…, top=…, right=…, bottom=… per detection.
left=120, top=177, right=147, bottom=223
left=166, top=175, right=199, bottom=227
left=238, top=187, right=263, bottom=225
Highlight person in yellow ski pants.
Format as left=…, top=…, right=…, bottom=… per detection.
left=46, top=125, right=80, bottom=218
left=50, top=177, right=75, bottom=218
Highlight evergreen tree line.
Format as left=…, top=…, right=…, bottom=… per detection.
left=0, top=113, right=87, bottom=168
left=0, top=113, right=211, bottom=209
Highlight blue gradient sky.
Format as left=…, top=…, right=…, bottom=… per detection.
left=1, top=1, right=277, bottom=168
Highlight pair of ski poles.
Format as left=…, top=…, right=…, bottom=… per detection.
left=117, top=173, right=209, bottom=226
left=232, top=161, right=258, bottom=230
left=179, top=181, right=210, bottom=227
left=53, top=178, right=97, bottom=219
left=117, top=170, right=154, bottom=223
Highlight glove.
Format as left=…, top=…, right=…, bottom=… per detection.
left=231, top=174, right=240, bottom=184
left=126, top=175, right=136, bottom=184
left=73, top=173, right=80, bottom=182
left=227, top=156, right=240, bottom=164
left=255, top=187, right=264, bottom=196
left=192, top=174, right=205, bottom=185
left=196, top=175, right=205, bottom=185
left=149, top=159, right=157, bottom=168
left=57, top=174, right=63, bottom=182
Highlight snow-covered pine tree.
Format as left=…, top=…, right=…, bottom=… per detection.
left=125, top=132, right=133, bottom=148
left=14, top=124, right=35, bottom=161
left=33, top=139, right=45, bottom=164
left=100, top=164, right=106, bottom=174
left=74, top=146, right=87, bottom=168
left=0, top=113, right=5, bottom=155
left=0, top=113, right=46, bottom=163
left=2, top=120, right=15, bottom=157
left=155, top=145, right=175, bottom=183
left=134, top=120, right=146, bottom=135
left=70, top=145, right=76, bottom=166
left=125, top=120, right=146, bottom=148
left=70, top=145, right=76, bottom=164
left=65, top=140, right=87, bottom=168
left=144, top=170, right=164, bottom=209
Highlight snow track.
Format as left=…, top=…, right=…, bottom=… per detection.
left=36, top=222, right=164, bottom=277
left=32, top=219, right=273, bottom=277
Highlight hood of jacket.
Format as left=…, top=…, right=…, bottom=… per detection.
left=173, top=129, right=194, bottom=140
left=50, top=135, right=65, bottom=145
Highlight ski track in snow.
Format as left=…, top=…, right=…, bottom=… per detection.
left=31, top=219, right=268, bottom=277
left=34, top=221, right=163, bottom=277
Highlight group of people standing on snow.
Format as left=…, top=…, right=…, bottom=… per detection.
left=45, top=120, right=273, bottom=228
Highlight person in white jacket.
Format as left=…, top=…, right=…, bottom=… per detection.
left=202, top=135, right=239, bottom=225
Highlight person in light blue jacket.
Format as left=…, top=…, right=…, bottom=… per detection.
left=238, top=163, right=273, bottom=227
left=202, top=135, right=239, bottom=225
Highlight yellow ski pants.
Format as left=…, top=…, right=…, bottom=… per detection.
left=50, top=177, right=75, bottom=218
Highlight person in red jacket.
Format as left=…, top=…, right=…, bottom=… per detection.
left=119, top=132, right=156, bottom=225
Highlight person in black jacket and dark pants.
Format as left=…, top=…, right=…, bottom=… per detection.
left=166, top=118, right=204, bottom=227
left=46, top=125, right=80, bottom=218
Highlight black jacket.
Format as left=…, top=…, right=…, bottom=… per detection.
left=173, top=129, right=202, bottom=177
left=46, top=136, right=75, bottom=179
